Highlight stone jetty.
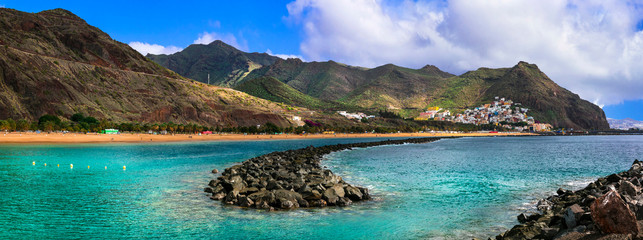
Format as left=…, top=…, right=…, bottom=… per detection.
left=205, top=137, right=445, bottom=210
left=496, top=160, right=643, bottom=240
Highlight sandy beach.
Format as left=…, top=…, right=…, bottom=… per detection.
left=0, top=131, right=535, bottom=144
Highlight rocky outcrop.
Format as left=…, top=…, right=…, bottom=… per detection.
left=205, top=137, right=446, bottom=210
left=496, top=160, right=643, bottom=239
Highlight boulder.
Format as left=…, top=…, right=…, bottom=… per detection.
left=590, top=189, right=639, bottom=235
left=323, top=184, right=345, bottom=205
left=632, top=202, right=643, bottom=220
left=358, top=187, right=370, bottom=200
left=309, top=199, right=327, bottom=207
left=211, top=168, right=219, bottom=174
left=517, top=212, right=541, bottom=224
left=619, top=180, right=639, bottom=197
left=273, top=189, right=304, bottom=204
left=239, top=197, right=254, bottom=207
left=266, top=180, right=283, bottom=190
left=297, top=198, right=310, bottom=208
left=208, top=179, right=219, bottom=187
left=224, top=190, right=240, bottom=204
left=502, top=223, right=542, bottom=240
left=344, top=186, right=364, bottom=201
left=607, top=174, right=622, bottom=183
left=248, top=190, right=276, bottom=207
left=302, top=190, right=322, bottom=201
left=239, top=187, right=259, bottom=195
left=564, top=204, right=584, bottom=229
left=537, top=199, right=552, bottom=212
left=210, top=193, right=225, bottom=200
left=337, top=197, right=352, bottom=207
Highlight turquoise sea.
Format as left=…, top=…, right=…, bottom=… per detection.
left=1, top=136, right=642, bottom=239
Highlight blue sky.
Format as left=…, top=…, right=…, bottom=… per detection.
left=2, top=0, right=643, bottom=121
left=0, top=0, right=302, bottom=55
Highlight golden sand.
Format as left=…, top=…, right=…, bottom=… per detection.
left=0, top=131, right=535, bottom=144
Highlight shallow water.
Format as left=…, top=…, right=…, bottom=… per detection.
left=0, top=136, right=642, bottom=239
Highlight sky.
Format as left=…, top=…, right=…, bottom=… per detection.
left=2, top=0, right=643, bottom=121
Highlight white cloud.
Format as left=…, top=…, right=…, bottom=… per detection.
left=266, top=49, right=305, bottom=61
left=0, top=5, right=5, bottom=8
left=129, top=30, right=255, bottom=56
left=209, top=20, right=221, bottom=28
left=128, top=41, right=182, bottom=55
left=194, top=31, right=249, bottom=51
left=286, top=0, right=643, bottom=106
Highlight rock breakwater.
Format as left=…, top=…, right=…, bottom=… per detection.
left=205, top=137, right=445, bottom=210
left=496, top=160, right=643, bottom=240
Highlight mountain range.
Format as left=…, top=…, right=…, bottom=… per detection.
left=0, top=8, right=301, bottom=127
left=0, top=8, right=610, bottom=130
left=607, top=118, right=643, bottom=130
left=149, top=41, right=609, bottom=130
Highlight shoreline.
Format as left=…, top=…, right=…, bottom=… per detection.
left=0, top=131, right=533, bottom=144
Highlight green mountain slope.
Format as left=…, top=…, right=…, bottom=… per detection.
left=483, top=62, right=608, bottom=129
left=234, top=76, right=352, bottom=110
left=147, top=40, right=280, bottom=87
left=0, top=8, right=299, bottom=127
left=146, top=24, right=608, bottom=130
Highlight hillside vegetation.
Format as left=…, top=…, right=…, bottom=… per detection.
left=151, top=40, right=608, bottom=129
left=0, top=8, right=300, bottom=127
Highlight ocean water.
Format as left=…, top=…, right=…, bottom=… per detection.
left=0, top=136, right=642, bottom=239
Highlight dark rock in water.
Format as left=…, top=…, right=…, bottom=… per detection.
left=210, top=193, right=225, bottom=200
left=206, top=137, right=446, bottom=210
left=539, top=227, right=559, bottom=239
left=564, top=204, right=584, bottom=228
left=496, top=160, right=643, bottom=240
left=619, top=180, right=639, bottom=197
left=211, top=169, right=219, bottom=174
left=517, top=213, right=529, bottom=224
left=323, top=184, right=345, bottom=205
left=608, top=174, right=622, bottom=183
left=590, top=189, right=639, bottom=235
left=337, top=197, right=352, bottom=207
left=344, top=185, right=364, bottom=201
left=358, top=187, right=370, bottom=200
left=537, top=199, right=552, bottom=212
left=239, top=197, right=254, bottom=207
left=517, top=212, right=541, bottom=224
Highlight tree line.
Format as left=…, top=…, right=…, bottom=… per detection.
left=0, top=113, right=508, bottom=134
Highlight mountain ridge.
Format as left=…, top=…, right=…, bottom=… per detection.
left=147, top=40, right=280, bottom=87
left=149, top=42, right=609, bottom=130
left=0, top=8, right=300, bottom=127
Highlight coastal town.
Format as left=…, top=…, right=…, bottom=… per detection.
left=414, top=97, right=552, bottom=132
left=337, top=97, right=553, bottom=132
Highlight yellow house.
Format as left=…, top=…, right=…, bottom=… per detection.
left=427, top=106, right=440, bottom=111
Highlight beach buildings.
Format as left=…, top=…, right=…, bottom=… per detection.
left=416, top=97, right=551, bottom=132
left=101, top=129, right=119, bottom=134
left=337, top=111, right=375, bottom=120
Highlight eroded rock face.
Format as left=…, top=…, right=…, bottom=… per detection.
left=205, top=137, right=444, bottom=210
left=590, top=189, right=639, bottom=235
